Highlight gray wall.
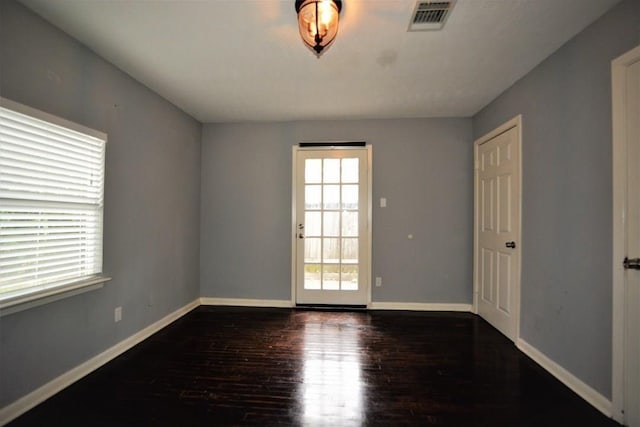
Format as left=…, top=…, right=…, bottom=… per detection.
left=3, top=0, right=633, bottom=413
left=0, top=1, right=202, bottom=406
left=200, top=119, right=473, bottom=303
left=473, top=0, right=640, bottom=399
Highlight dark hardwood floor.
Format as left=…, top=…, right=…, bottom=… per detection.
left=9, top=306, right=618, bottom=426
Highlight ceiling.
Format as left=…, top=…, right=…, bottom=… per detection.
left=20, top=0, right=620, bottom=123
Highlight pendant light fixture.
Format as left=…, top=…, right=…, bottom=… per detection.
left=295, top=0, right=342, bottom=57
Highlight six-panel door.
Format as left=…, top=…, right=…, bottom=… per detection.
left=477, top=126, right=520, bottom=340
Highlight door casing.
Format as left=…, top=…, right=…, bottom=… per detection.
left=291, top=144, right=372, bottom=306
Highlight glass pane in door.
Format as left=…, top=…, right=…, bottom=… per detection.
left=302, top=156, right=361, bottom=291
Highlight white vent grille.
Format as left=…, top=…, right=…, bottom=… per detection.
left=408, top=0, right=455, bottom=31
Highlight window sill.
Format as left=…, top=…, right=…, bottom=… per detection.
left=0, top=276, right=112, bottom=317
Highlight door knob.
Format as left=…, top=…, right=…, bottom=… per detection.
left=505, top=241, right=516, bottom=249
left=298, top=233, right=304, bottom=239
left=624, top=257, right=640, bottom=270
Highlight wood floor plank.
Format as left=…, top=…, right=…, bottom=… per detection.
left=8, top=306, right=618, bottom=426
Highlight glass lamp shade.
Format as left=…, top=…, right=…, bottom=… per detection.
left=295, top=0, right=342, bottom=56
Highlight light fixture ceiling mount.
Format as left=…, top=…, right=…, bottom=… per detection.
left=295, top=0, right=342, bottom=57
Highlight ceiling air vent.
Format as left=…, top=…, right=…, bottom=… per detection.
left=408, top=0, right=455, bottom=31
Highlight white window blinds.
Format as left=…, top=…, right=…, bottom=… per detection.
left=0, top=99, right=107, bottom=303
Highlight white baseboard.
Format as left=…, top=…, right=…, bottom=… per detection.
left=200, top=297, right=294, bottom=308
left=516, top=338, right=612, bottom=418
left=0, top=299, right=200, bottom=426
left=368, top=302, right=472, bottom=312
left=199, top=298, right=472, bottom=312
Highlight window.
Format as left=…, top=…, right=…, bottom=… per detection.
left=0, top=98, right=108, bottom=311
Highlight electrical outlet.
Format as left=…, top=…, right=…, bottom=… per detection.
left=114, top=306, right=122, bottom=323
left=375, top=277, right=382, bottom=287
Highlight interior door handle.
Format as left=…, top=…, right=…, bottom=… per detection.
left=624, top=257, right=640, bottom=270
left=505, top=241, right=516, bottom=249
left=298, top=233, right=304, bottom=239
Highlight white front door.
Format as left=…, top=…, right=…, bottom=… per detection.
left=474, top=117, right=522, bottom=341
left=293, top=147, right=370, bottom=305
left=613, top=45, right=640, bottom=426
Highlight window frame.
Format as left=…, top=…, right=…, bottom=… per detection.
left=0, top=97, right=110, bottom=316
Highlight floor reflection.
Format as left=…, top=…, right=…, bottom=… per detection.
left=300, top=313, right=364, bottom=426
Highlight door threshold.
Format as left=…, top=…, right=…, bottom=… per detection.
left=295, top=304, right=367, bottom=311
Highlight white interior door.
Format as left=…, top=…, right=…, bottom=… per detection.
left=613, top=45, right=640, bottom=426
left=613, top=46, right=640, bottom=427
left=474, top=117, right=521, bottom=341
left=293, top=148, right=370, bottom=305
left=625, top=56, right=640, bottom=427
